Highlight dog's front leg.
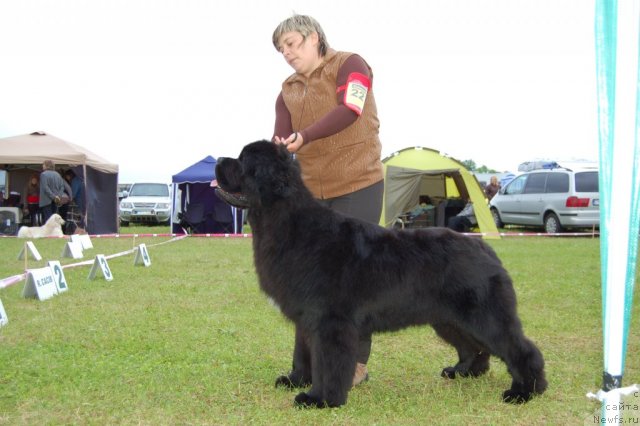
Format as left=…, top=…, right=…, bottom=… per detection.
left=294, top=316, right=358, bottom=408
left=275, top=325, right=312, bottom=388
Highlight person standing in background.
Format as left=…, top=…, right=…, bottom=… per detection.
left=484, top=176, right=501, bottom=201
left=65, top=169, right=85, bottom=228
left=23, top=173, right=41, bottom=226
left=39, top=160, right=66, bottom=223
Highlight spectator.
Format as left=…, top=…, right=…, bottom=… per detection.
left=484, top=175, right=501, bottom=201
left=39, top=160, right=66, bottom=223
left=447, top=201, right=477, bottom=233
left=23, top=173, right=41, bottom=226
left=64, top=169, right=85, bottom=227
left=408, top=196, right=434, bottom=219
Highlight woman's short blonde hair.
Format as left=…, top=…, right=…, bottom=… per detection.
left=272, top=14, right=329, bottom=56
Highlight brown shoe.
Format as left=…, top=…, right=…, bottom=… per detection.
left=352, top=362, right=369, bottom=387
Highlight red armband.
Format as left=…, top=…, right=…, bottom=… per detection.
left=337, top=72, right=371, bottom=116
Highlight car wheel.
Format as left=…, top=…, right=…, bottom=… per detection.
left=490, top=208, right=504, bottom=228
left=120, top=220, right=130, bottom=227
left=544, top=213, right=562, bottom=233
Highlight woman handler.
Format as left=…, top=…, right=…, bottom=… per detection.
left=272, top=14, right=384, bottom=386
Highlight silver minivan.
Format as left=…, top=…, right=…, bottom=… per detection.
left=489, top=168, right=599, bottom=233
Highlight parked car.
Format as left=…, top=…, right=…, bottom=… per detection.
left=118, top=183, right=171, bottom=226
left=489, top=167, right=599, bottom=233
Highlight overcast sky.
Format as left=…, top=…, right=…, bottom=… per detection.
left=0, top=0, right=597, bottom=183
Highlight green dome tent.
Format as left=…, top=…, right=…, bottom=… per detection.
left=381, top=146, right=500, bottom=239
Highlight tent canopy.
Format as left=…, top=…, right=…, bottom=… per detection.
left=170, top=156, right=242, bottom=234
left=0, top=131, right=118, bottom=173
left=381, top=146, right=500, bottom=239
left=0, top=131, right=119, bottom=234
left=172, top=155, right=216, bottom=183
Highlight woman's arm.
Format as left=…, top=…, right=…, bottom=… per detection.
left=299, top=54, right=371, bottom=143
left=273, top=54, right=373, bottom=148
left=273, top=92, right=293, bottom=141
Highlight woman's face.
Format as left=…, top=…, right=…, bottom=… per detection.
left=277, top=31, right=321, bottom=78
left=31, top=177, right=38, bottom=185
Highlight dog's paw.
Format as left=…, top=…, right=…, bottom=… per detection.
left=441, top=361, right=489, bottom=379
left=275, top=374, right=310, bottom=389
left=275, top=375, right=295, bottom=388
left=440, top=367, right=458, bottom=379
left=294, top=392, right=328, bottom=408
left=502, top=389, right=533, bottom=404
left=440, top=366, right=482, bottom=379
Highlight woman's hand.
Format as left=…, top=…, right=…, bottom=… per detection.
left=274, top=132, right=304, bottom=153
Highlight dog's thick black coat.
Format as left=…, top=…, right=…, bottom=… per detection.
left=215, top=141, right=547, bottom=408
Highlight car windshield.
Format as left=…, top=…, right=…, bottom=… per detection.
left=504, top=175, right=527, bottom=195
left=129, top=184, right=169, bottom=197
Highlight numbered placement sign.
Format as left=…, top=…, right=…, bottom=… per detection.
left=88, top=254, right=113, bottom=281
left=61, top=241, right=83, bottom=259
left=0, top=297, right=8, bottom=327
left=17, top=241, right=42, bottom=261
left=71, top=234, right=93, bottom=250
left=134, top=243, right=151, bottom=267
left=48, top=261, right=69, bottom=293
left=22, top=267, right=58, bottom=301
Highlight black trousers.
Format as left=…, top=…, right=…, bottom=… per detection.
left=316, top=180, right=384, bottom=225
left=40, top=202, right=58, bottom=224
left=27, top=203, right=41, bottom=226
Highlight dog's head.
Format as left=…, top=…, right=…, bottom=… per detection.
left=215, top=140, right=299, bottom=209
left=50, top=213, right=65, bottom=226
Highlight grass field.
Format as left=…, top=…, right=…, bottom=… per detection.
left=0, top=227, right=638, bottom=425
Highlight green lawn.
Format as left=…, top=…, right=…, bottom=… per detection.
left=0, top=230, right=638, bottom=425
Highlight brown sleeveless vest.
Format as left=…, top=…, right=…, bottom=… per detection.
left=281, top=49, right=383, bottom=199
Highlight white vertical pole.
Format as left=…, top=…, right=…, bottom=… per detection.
left=593, top=0, right=640, bottom=421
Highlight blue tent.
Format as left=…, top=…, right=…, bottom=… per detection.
left=170, top=155, right=243, bottom=234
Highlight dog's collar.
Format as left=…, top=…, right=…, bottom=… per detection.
left=215, top=187, right=250, bottom=209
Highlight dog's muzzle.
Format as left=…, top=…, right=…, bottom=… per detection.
left=215, top=187, right=250, bottom=209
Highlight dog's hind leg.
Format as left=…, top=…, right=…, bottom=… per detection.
left=276, top=326, right=312, bottom=389
left=433, top=323, right=490, bottom=379
left=294, top=316, right=358, bottom=408
left=455, top=274, right=547, bottom=403
left=469, top=313, right=547, bottom=403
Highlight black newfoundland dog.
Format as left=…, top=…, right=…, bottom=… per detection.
left=215, top=140, right=547, bottom=408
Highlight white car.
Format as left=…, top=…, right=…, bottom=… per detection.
left=119, top=183, right=171, bottom=226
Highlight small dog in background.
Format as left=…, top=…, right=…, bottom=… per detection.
left=17, top=213, right=65, bottom=238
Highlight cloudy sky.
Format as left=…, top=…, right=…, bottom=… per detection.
left=0, top=0, right=597, bottom=182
